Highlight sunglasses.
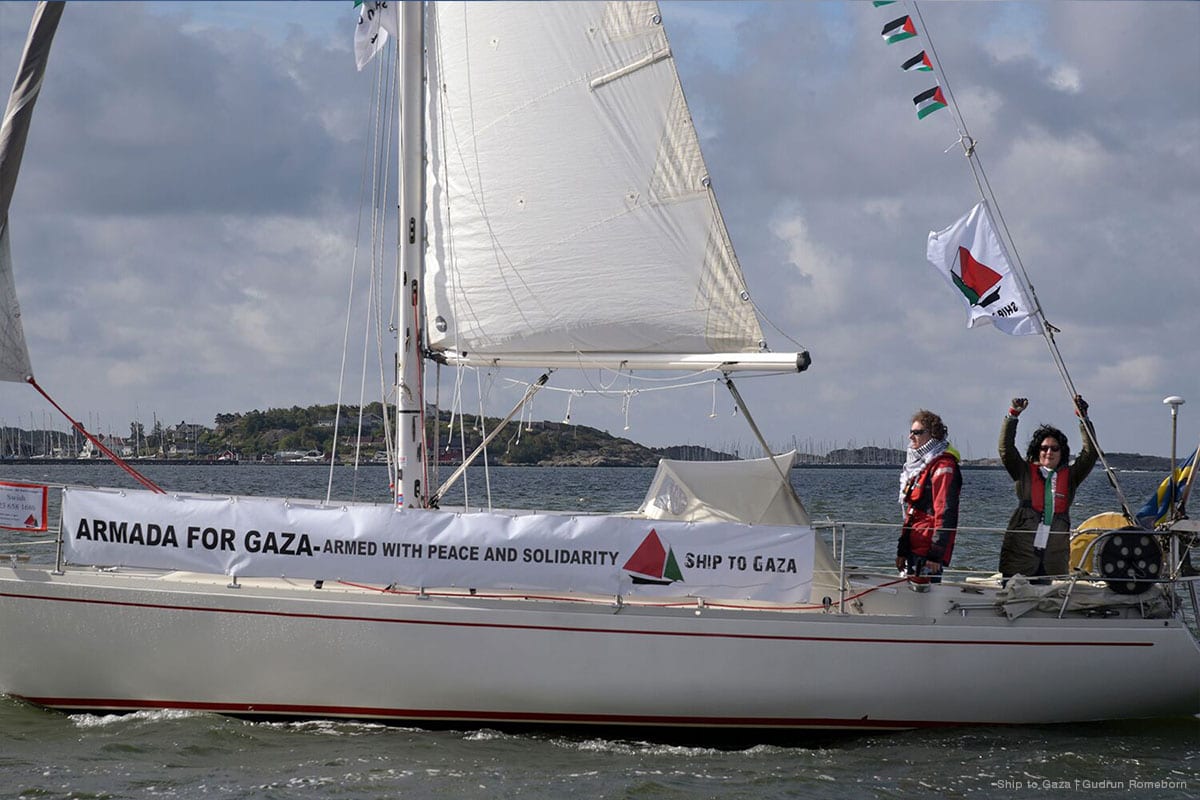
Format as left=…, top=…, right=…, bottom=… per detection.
left=908, top=429, right=927, bottom=437
left=1040, top=444, right=1061, bottom=452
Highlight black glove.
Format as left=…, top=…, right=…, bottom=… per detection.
left=1074, top=395, right=1088, bottom=418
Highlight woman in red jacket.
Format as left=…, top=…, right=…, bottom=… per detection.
left=895, top=409, right=962, bottom=581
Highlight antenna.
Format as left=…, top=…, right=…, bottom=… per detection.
left=1164, top=396, right=1185, bottom=513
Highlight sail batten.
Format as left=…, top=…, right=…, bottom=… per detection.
left=425, top=2, right=767, bottom=362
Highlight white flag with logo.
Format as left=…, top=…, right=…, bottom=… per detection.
left=354, top=1, right=400, bottom=71
left=926, top=201, right=1041, bottom=336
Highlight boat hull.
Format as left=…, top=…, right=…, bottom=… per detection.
left=0, top=566, right=1197, bottom=731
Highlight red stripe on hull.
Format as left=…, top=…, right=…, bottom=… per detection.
left=16, top=696, right=966, bottom=730
left=0, top=590, right=1157, bottom=648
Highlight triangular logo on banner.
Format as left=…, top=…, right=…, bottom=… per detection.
left=622, top=529, right=684, bottom=585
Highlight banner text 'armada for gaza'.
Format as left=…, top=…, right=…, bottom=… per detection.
left=75, top=517, right=625, bottom=566
left=62, top=488, right=814, bottom=602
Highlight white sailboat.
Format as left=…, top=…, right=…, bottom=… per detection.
left=0, top=2, right=1196, bottom=732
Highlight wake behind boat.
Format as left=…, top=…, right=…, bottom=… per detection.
left=0, top=2, right=1196, bottom=733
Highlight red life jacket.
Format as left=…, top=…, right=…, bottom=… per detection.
left=1028, top=463, right=1070, bottom=514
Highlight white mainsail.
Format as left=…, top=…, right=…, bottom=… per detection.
left=424, top=2, right=774, bottom=367
left=0, top=1, right=63, bottom=383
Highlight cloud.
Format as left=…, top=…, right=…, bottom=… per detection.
left=0, top=0, right=1195, bottom=468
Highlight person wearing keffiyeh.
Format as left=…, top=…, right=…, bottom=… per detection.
left=895, top=409, right=962, bottom=581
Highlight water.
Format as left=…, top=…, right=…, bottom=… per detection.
left=0, top=463, right=1196, bottom=799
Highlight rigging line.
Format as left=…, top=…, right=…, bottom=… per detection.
left=543, top=361, right=797, bottom=405
left=328, top=45, right=387, bottom=505
left=369, top=42, right=396, bottom=336
left=1175, top=432, right=1200, bottom=519
left=446, top=360, right=468, bottom=452
left=912, top=1, right=1134, bottom=519
left=458, top=372, right=471, bottom=508
left=383, top=51, right=399, bottom=334
left=412, top=266, right=430, bottom=505
left=430, top=371, right=553, bottom=508
left=373, top=50, right=398, bottom=477
left=475, top=367, right=494, bottom=510
left=554, top=352, right=717, bottom=392
left=353, top=229, right=382, bottom=493
left=501, top=376, right=720, bottom=395
left=698, top=170, right=803, bottom=354
left=430, top=362, right=442, bottom=492
left=26, top=377, right=163, bottom=494
left=527, top=369, right=795, bottom=395
left=367, top=50, right=396, bottom=479
left=349, top=301, right=372, bottom=494
left=585, top=361, right=722, bottom=384
left=756, top=309, right=807, bottom=353
left=723, top=376, right=785, bottom=468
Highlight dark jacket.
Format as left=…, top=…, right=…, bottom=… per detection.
left=998, top=415, right=1097, bottom=577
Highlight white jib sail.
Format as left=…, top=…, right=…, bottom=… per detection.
left=0, top=1, right=64, bottom=382
left=424, top=2, right=767, bottom=363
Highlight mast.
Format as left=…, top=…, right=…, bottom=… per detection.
left=394, top=1, right=426, bottom=508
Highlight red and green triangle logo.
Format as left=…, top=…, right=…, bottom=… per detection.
left=623, top=529, right=684, bottom=585
left=952, top=246, right=1002, bottom=306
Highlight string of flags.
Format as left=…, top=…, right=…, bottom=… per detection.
left=874, top=2, right=946, bottom=120
left=874, top=5, right=1038, bottom=335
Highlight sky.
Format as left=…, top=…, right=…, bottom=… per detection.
left=0, top=1, right=1197, bottom=461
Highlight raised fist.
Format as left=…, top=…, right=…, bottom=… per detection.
left=1010, top=397, right=1029, bottom=416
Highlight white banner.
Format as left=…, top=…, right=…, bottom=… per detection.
left=0, top=481, right=48, bottom=531
left=61, top=488, right=815, bottom=603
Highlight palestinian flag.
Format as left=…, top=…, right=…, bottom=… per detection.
left=882, top=15, right=917, bottom=44
left=913, top=86, right=947, bottom=119
left=902, top=51, right=933, bottom=72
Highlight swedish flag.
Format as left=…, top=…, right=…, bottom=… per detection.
left=1136, top=447, right=1196, bottom=528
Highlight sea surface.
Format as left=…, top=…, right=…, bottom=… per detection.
left=0, top=463, right=1195, bottom=800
